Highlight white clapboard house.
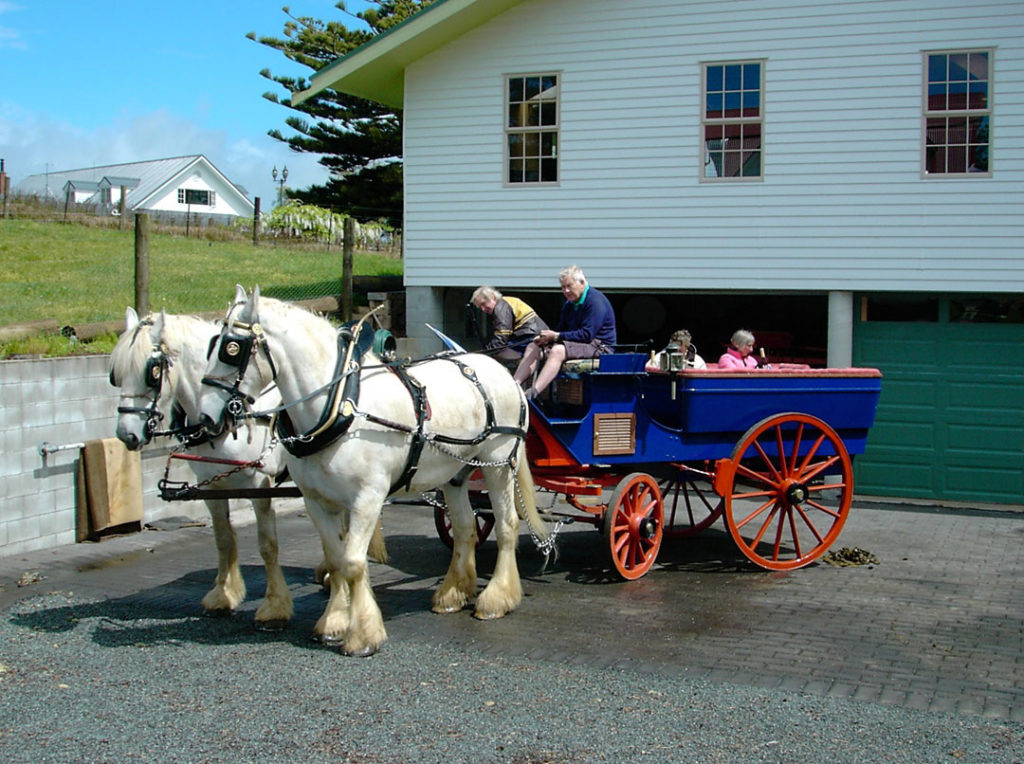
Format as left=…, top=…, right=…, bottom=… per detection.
left=15, top=155, right=254, bottom=224
left=294, top=0, right=1023, bottom=504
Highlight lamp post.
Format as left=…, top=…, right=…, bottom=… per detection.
left=272, top=164, right=288, bottom=207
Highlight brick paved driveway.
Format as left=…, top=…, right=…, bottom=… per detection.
left=1, top=498, right=1021, bottom=721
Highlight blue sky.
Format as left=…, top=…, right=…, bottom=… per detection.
left=0, top=1, right=375, bottom=206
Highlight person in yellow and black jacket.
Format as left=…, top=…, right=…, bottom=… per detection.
left=471, top=286, right=549, bottom=360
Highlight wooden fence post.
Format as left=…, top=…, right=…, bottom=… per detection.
left=119, top=185, right=127, bottom=230
left=134, top=213, right=150, bottom=315
left=252, top=197, right=260, bottom=246
left=342, top=217, right=354, bottom=321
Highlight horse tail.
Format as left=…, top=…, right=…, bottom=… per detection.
left=513, top=438, right=548, bottom=545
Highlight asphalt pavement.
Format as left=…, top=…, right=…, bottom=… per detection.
left=0, top=496, right=1022, bottom=762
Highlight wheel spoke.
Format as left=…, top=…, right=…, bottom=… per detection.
left=807, top=479, right=846, bottom=494
left=735, top=462, right=775, bottom=486
left=772, top=425, right=789, bottom=478
left=747, top=502, right=782, bottom=547
left=803, top=498, right=842, bottom=520
left=793, top=502, right=827, bottom=544
left=752, top=439, right=784, bottom=484
left=788, top=422, right=804, bottom=474
left=785, top=506, right=802, bottom=559
left=796, top=432, right=828, bottom=475
left=796, top=455, right=840, bottom=485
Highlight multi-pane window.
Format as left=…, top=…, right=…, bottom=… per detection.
left=177, top=188, right=215, bottom=206
left=702, top=61, right=763, bottom=180
left=506, top=73, right=559, bottom=184
left=923, top=50, right=991, bottom=176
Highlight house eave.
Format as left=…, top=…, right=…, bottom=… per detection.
left=292, top=0, right=527, bottom=108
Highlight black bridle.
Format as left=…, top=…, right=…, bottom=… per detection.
left=201, top=316, right=278, bottom=427
left=110, top=320, right=172, bottom=441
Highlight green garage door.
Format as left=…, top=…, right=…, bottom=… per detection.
left=853, top=296, right=1024, bottom=505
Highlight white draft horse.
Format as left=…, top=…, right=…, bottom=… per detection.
left=198, top=286, right=549, bottom=656
left=110, top=307, right=387, bottom=628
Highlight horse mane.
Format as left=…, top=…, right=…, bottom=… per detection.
left=109, top=312, right=217, bottom=388
left=259, top=295, right=329, bottom=326
left=254, top=296, right=344, bottom=350
left=109, top=317, right=154, bottom=386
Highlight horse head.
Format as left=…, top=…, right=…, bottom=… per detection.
left=199, top=285, right=277, bottom=435
left=110, top=307, right=175, bottom=450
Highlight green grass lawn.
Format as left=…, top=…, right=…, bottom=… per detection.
left=0, top=218, right=403, bottom=358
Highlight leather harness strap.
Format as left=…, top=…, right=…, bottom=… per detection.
left=275, top=331, right=361, bottom=457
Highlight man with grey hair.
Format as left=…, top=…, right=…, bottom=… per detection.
left=513, top=264, right=617, bottom=399
left=471, top=285, right=548, bottom=360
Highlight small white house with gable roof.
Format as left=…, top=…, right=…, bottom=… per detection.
left=16, top=154, right=254, bottom=223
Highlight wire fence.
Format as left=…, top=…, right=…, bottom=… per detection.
left=2, top=195, right=403, bottom=256
left=0, top=197, right=405, bottom=344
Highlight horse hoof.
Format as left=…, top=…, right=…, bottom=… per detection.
left=254, top=618, right=287, bottom=632
left=202, top=608, right=233, bottom=619
left=318, top=633, right=345, bottom=648
left=342, top=644, right=378, bottom=658
left=473, top=610, right=504, bottom=621
left=431, top=603, right=465, bottom=615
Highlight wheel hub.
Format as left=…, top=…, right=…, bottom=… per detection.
left=636, top=516, right=659, bottom=540
left=785, top=482, right=809, bottom=504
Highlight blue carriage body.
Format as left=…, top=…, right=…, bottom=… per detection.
left=529, top=353, right=882, bottom=469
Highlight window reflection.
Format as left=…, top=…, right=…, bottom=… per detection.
left=924, top=51, right=991, bottom=176
left=951, top=296, right=1024, bottom=324
left=703, top=61, right=763, bottom=180
left=506, top=74, right=559, bottom=184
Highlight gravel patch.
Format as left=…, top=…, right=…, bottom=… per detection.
left=1, top=592, right=1021, bottom=762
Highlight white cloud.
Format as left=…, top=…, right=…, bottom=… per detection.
left=0, top=2, right=24, bottom=50
left=0, top=104, right=327, bottom=206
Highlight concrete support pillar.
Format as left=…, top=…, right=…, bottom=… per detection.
left=827, top=290, right=854, bottom=368
left=404, top=286, right=445, bottom=357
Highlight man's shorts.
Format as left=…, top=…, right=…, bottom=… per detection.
left=562, top=339, right=608, bottom=360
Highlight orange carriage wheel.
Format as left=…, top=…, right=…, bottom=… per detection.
left=659, top=465, right=724, bottom=538
left=721, top=413, right=853, bottom=571
left=602, top=473, right=664, bottom=580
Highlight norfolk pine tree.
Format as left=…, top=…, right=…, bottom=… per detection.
left=249, top=1, right=437, bottom=226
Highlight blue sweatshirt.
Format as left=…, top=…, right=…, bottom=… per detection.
left=556, top=284, right=617, bottom=348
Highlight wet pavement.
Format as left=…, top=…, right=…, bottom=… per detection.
left=1, top=496, right=1022, bottom=724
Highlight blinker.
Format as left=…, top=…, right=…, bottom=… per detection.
left=145, top=356, right=163, bottom=388
left=218, top=333, right=253, bottom=367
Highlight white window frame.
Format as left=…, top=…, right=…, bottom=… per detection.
left=504, top=72, right=561, bottom=186
left=177, top=188, right=215, bottom=206
left=922, top=49, right=993, bottom=178
left=701, top=59, right=765, bottom=182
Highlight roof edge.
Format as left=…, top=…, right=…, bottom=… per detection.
left=292, top=0, right=527, bottom=108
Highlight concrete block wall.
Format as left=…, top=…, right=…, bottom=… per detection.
left=1, top=355, right=208, bottom=558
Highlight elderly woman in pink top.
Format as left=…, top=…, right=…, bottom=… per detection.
left=717, top=329, right=760, bottom=369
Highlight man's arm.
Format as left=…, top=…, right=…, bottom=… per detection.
left=485, top=299, right=515, bottom=350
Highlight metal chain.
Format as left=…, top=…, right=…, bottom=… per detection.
left=421, top=438, right=562, bottom=561
left=511, top=461, right=564, bottom=562
left=424, top=436, right=517, bottom=469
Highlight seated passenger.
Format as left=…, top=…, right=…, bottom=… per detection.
left=471, top=286, right=549, bottom=360
left=513, top=264, right=616, bottom=399
left=717, top=329, right=760, bottom=369
left=646, top=329, right=707, bottom=372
